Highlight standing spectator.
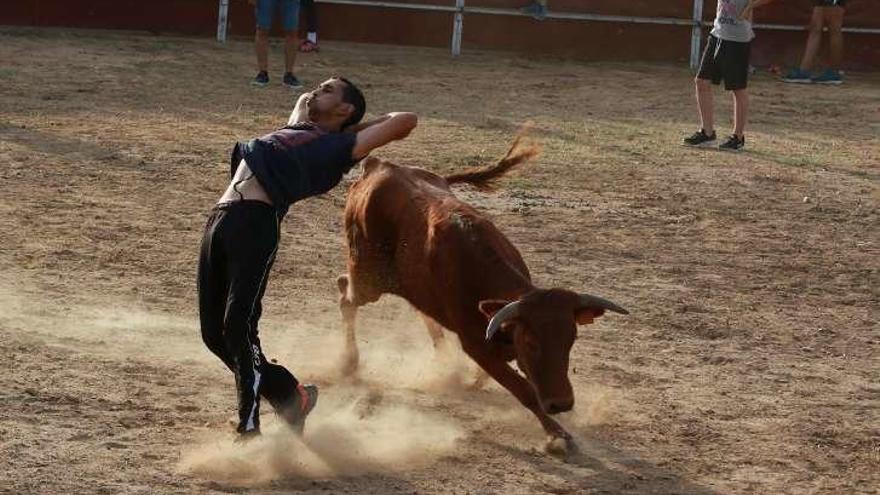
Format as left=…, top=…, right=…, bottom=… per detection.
left=299, top=0, right=319, bottom=52
left=520, top=0, right=548, bottom=21
left=683, top=0, right=777, bottom=152
left=249, top=0, right=303, bottom=88
left=783, top=0, right=846, bottom=84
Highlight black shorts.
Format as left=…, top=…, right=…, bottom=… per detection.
left=814, top=0, right=845, bottom=7
left=697, top=35, right=751, bottom=91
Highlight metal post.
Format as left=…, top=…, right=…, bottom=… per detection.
left=217, top=0, right=229, bottom=42
left=451, top=0, right=464, bottom=56
left=689, top=0, right=704, bottom=69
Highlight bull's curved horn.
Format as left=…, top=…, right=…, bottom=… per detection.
left=485, top=301, right=522, bottom=341
left=578, top=293, right=629, bottom=315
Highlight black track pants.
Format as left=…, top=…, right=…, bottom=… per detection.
left=197, top=200, right=299, bottom=434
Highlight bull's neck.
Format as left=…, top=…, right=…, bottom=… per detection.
left=485, top=259, right=535, bottom=301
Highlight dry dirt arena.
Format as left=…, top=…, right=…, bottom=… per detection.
left=1, top=27, right=878, bottom=495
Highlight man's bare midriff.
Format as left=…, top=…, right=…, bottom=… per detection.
left=218, top=159, right=273, bottom=205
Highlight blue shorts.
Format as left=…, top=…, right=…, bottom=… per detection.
left=255, top=0, right=300, bottom=32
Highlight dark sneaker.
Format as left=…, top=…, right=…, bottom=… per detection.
left=683, top=129, right=717, bottom=147
left=252, top=71, right=269, bottom=87
left=718, top=134, right=745, bottom=152
left=782, top=68, right=812, bottom=84
left=280, top=383, right=318, bottom=434
left=812, top=69, right=843, bottom=85
left=520, top=2, right=548, bottom=20
left=282, top=72, right=303, bottom=89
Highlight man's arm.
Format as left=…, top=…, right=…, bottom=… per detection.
left=740, top=0, right=777, bottom=20
left=351, top=112, right=418, bottom=159
left=287, top=93, right=311, bottom=125
left=344, top=114, right=393, bottom=134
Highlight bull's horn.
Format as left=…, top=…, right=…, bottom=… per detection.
left=485, top=301, right=522, bottom=341
left=578, top=293, right=629, bottom=315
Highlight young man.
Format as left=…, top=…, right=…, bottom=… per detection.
left=684, top=0, right=776, bottom=152
left=783, top=0, right=846, bottom=84
left=248, top=0, right=303, bottom=88
left=198, top=77, right=417, bottom=440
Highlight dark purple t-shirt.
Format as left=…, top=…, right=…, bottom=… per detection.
left=231, top=122, right=358, bottom=217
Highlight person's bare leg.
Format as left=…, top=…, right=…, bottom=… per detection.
left=255, top=28, right=269, bottom=73
left=827, top=7, right=845, bottom=70
left=284, top=31, right=298, bottom=73
left=733, top=89, right=749, bottom=138
left=799, top=8, right=825, bottom=71
left=695, top=78, right=715, bottom=135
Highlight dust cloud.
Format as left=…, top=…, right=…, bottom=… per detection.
left=178, top=385, right=465, bottom=485
left=179, top=300, right=470, bottom=485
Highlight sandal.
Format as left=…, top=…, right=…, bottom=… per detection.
left=299, top=40, right=319, bottom=53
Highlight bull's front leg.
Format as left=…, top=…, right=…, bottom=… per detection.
left=462, top=344, right=576, bottom=453
left=336, top=274, right=360, bottom=377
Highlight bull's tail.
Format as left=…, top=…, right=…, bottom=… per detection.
left=444, top=129, right=540, bottom=191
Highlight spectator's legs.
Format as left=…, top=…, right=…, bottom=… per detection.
left=255, top=28, right=270, bottom=73
left=732, top=89, right=748, bottom=138
left=798, top=8, right=825, bottom=72
left=826, top=7, right=845, bottom=70
left=695, top=78, right=715, bottom=135
left=278, top=0, right=300, bottom=73
left=284, top=31, right=299, bottom=73
left=302, top=0, right=318, bottom=42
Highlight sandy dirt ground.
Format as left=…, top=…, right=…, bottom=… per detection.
left=1, top=27, right=878, bottom=494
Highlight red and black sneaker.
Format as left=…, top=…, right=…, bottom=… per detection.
left=281, top=383, right=318, bottom=434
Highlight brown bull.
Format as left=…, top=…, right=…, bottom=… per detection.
left=336, top=136, right=628, bottom=447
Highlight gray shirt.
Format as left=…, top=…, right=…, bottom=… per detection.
left=711, top=0, right=755, bottom=43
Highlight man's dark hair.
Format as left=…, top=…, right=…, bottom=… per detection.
left=337, top=76, right=366, bottom=130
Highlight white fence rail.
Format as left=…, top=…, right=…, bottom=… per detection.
left=216, top=0, right=880, bottom=68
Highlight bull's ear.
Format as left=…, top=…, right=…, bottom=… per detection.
left=574, top=307, right=606, bottom=326
left=478, top=300, right=511, bottom=320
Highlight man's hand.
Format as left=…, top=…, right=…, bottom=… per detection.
left=287, top=92, right=310, bottom=125
left=352, top=113, right=418, bottom=159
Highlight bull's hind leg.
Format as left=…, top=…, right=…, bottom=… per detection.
left=336, top=274, right=361, bottom=377
left=337, top=267, right=386, bottom=377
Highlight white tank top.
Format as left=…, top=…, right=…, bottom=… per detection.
left=711, top=0, right=755, bottom=43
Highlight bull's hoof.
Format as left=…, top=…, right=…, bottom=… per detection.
left=544, top=435, right=579, bottom=458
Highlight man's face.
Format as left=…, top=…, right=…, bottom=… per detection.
left=306, top=78, right=351, bottom=121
